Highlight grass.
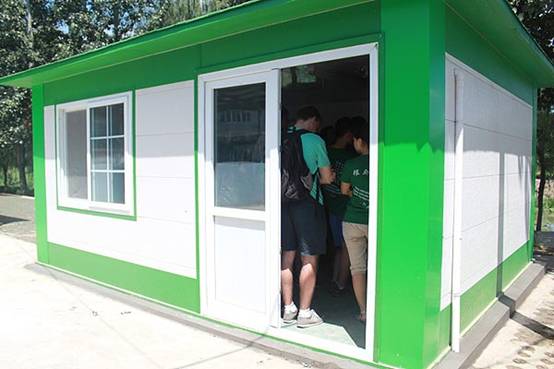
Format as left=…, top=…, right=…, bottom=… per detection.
left=0, top=167, right=34, bottom=196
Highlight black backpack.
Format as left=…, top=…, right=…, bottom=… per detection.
left=281, top=129, right=317, bottom=202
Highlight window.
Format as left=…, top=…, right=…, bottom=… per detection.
left=56, top=92, right=133, bottom=215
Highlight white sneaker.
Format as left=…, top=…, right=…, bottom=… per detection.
left=282, top=309, right=298, bottom=324
left=297, top=309, right=323, bottom=328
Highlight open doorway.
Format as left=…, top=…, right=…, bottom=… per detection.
left=280, top=55, right=370, bottom=348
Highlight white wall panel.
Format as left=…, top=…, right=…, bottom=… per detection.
left=44, top=80, right=197, bottom=278
left=136, top=133, right=194, bottom=178
left=135, top=81, right=194, bottom=135
left=440, top=56, right=532, bottom=309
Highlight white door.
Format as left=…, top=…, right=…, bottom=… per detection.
left=203, top=70, right=281, bottom=331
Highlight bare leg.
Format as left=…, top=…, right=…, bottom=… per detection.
left=281, top=250, right=296, bottom=306
left=299, top=255, right=318, bottom=310
left=351, top=272, right=367, bottom=320
left=337, top=244, right=350, bottom=288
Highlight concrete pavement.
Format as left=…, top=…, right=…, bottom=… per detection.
left=0, top=233, right=310, bottom=369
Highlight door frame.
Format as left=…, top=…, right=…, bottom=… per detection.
left=198, top=42, right=379, bottom=362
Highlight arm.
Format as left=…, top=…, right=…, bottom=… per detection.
left=341, top=182, right=352, bottom=197
left=318, top=166, right=336, bottom=185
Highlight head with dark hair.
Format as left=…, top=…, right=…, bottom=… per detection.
left=334, top=117, right=352, bottom=140
left=351, top=120, right=369, bottom=154
left=319, top=126, right=335, bottom=146
left=295, top=106, right=322, bottom=132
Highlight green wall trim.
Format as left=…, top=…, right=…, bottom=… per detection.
left=32, top=85, right=48, bottom=263
left=47, top=242, right=200, bottom=312
left=196, top=33, right=382, bottom=75
left=445, top=5, right=535, bottom=104
left=377, top=1, right=445, bottom=368
left=437, top=241, right=532, bottom=351
left=52, top=90, right=138, bottom=221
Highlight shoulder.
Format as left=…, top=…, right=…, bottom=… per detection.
left=301, top=132, right=326, bottom=151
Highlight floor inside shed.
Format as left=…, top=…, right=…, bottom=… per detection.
left=282, top=259, right=365, bottom=348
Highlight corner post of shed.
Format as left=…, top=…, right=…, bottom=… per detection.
left=32, top=84, right=48, bottom=264
left=377, top=1, right=445, bottom=368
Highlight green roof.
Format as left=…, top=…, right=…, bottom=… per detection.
left=0, top=0, right=552, bottom=88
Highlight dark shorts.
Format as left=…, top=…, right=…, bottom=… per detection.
left=281, top=198, right=327, bottom=256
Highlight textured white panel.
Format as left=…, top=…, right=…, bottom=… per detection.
left=136, top=133, right=194, bottom=178
left=460, top=217, right=500, bottom=291
left=441, top=56, right=533, bottom=309
left=137, top=176, right=195, bottom=223
left=44, top=81, right=197, bottom=278
left=136, top=81, right=194, bottom=135
left=462, top=175, right=502, bottom=232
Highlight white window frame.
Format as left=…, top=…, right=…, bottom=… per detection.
left=56, top=91, right=134, bottom=215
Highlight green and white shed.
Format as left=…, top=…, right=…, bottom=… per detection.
left=2, top=1, right=553, bottom=368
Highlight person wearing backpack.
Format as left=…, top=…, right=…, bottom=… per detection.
left=281, top=106, right=335, bottom=328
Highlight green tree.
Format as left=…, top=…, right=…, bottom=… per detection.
left=510, top=0, right=554, bottom=231
left=149, top=0, right=249, bottom=28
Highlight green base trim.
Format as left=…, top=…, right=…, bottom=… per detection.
left=437, top=241, right=531, bottom=351
left=42, top=246, right=398, bottom=369
left=47, top=242, right=200, bottom=312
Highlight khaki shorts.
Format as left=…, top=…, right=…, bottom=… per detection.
left=343, top=222, right=368, bottom=274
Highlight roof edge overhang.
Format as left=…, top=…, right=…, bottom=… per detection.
left=445, top=0, right=554, bottom=88
left=0, top=0, right=371, bottom=89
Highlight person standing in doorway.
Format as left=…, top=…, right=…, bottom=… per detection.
left=281, top=106, right=335, bottom=328
left=341, top=121, right=370, bottom=323
left=323, top=117, right=356, bottom=295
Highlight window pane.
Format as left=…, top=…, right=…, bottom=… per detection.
left=109, top=103, right=124, bottom=136
left=91, top=139, right=107, bottom=170
left=92, top=172, right=108, bottom=202
left=214, top=83, right=265, bottom=210
left=65, top=110, right=88, bottom=199
left=110, top=173, right=125, bottom=204
left=109, top=137, right=124, bottom=170
left=91, top=106, right=107, bottom=137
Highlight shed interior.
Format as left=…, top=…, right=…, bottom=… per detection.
left=280, top=55, right=370, bottom=348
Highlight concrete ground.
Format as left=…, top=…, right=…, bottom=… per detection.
left=470, top=241, right=554, bottom=369
left=0, top=234, right=313, bottom=369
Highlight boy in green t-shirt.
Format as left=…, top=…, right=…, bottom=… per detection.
left=340, top=120, right=370, bottom=322
left=322, top=117, right=356, bottom=294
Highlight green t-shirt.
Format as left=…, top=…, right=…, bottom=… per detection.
left=341, top=154, right=369, bottom=224
left=288, top=127, right=331, bottom=205
left=323, top=147, right=357, bottom=217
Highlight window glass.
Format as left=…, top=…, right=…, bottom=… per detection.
left=91, top=106, right=107, bottom=137
left=92, top=172, right=108, bottom=202
left=109, top=138, right=124, bottom=170
left=109, top=103, right=124, bottom=136
left=65, top=110, right=88, bottom=199
left=214, top=83, right=265, bottom=210
left=91, top=139, right=107, bottom=170
left=110, top=173, right=125, bottom=204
